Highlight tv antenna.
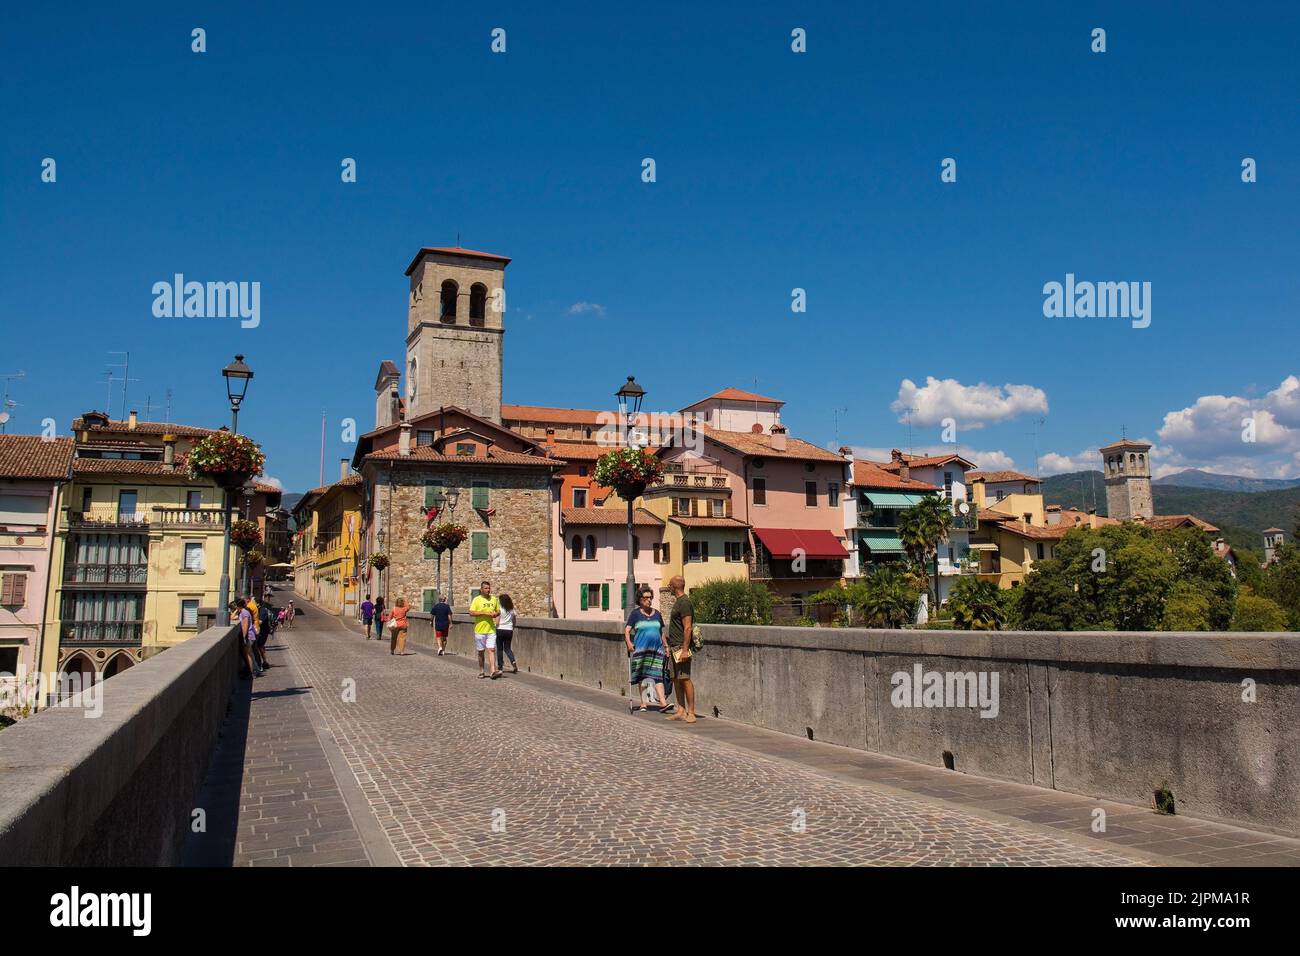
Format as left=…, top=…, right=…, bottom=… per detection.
left=107, top=351, right=140, bottom=420
left=0, top=371, right=25, bottom=434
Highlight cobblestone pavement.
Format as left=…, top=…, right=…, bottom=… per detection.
left=272, top=603, right=1159, bottom=866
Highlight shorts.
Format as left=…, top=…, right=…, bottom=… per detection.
left=435, top=629, right=448, bottom=639
left=669, top=648, right=692, bottom=679
left=475, top=631, right=497, bottom=651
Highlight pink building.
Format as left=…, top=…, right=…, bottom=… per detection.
left=667, top=389, right=849, bottom=611
left=554, top=507, right=665, bottom=621
left=0, top=436, right=75, bottom=698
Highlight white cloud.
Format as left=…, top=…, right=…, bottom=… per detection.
left=1039, top=448, right=1100, bottom=475
left=846, top=444, right=1017, bottom=472
left=1158, top=380, right=1300, bottom=460
left=891, top=377, right=1048, bottom=430
left=568, top=302, right=606, bottom=316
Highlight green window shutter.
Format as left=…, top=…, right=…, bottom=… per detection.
left=601, top=583, right=609, bottom=611
left=471, top=532, right=488, bottom=561
left=423, top=590, right=434, bottom=612
left=424, top=480, right=444, bottom=508
left=620, top=582, right=626, bottom=610
left=424, top=544, right=434, bottom=560
left=580, top=585, right=588, bottom=611
left=701, top=541, right=710, bottom=561
left=471, top=481, right=489, bottom=510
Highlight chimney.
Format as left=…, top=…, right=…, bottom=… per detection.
left=128, top=410, right=138, bottom=430
left=769, top=423, right=787, bottom=452
left=340, top=458, right=349, bottom=481
left=162, top=434, right=177, bottom=467
left=899, top=459, right=910, bottom=481
left=399, top=422, right=412, bottom=457
left=891, top=449, right=904, bottom=462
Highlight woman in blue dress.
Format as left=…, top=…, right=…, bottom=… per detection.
left=624, top=587, right=669, bottom=712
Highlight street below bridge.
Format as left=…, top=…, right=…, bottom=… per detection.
left=184, top=589, right=1300, bottom=867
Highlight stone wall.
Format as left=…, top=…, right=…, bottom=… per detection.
left=405, top=614, right=1300, bottom=836
left=0, top=623, right=240, bottom=865
left=383, top=466, right=553, bottom=614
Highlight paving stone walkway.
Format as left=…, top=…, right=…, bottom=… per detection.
left=191, top=589, right=1300, bottom=867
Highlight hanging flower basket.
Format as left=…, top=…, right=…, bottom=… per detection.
left=230, top=518, right=263, bottom=552
left=595, top=447, right=665, bottom=499
left=245, top=549, right=265, bottom=567
left=368, top=552, right=390, bottom=571
left=187, top=432, right=266, bottom=488
left=427, top=523, right=468, bottom=552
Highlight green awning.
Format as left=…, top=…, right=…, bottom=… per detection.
left=858, top=531, right=905, bottom=553
left=864, top=492, right=926, bottom=508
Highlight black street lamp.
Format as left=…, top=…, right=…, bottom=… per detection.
left=615, top=376, right=646, bottom=615
left=218, top=354, right=253, bottom=625
left=444, top=489, right=461, bottom=607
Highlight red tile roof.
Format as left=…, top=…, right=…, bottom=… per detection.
left=405, top=246, right=512, bottom=274
left=852, top=461, right=940, bottom=491
left=682, top=387, right=784, bottom=409
left=1138, top=514, right=1220, bottom=533
left=364, top=446, right=562, bottom=467
left=967, top=470, right=1040, bottom=484
left=71, top=457, right=210, bottom=481
left=562, top=507, right=663, bottom=527
left=1099, top=438, right=1152, bottom=453
left=704, top=427, right=844, bottom=463
left=71, top=416, right=223, bottom=438
left=879, top=452, right=976, bottom=471
left=546, top=442, right=606, bottom=460
left=992, top=520, right=1072, bottom=541
left=668, top=516, right=751, bottom=529
left=0, top=435, right=74, bottom=480
left=501, top=404, right=609, bottom=427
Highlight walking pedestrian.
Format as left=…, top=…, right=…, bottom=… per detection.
left=470, top=580, right=501, bottom=678
left=232, top=597, right=261, bottom=678
left=388, top=597, right=410, bottom=655
left=361, top=593, right=375, bottom=638
left=665, top=576, right=697, bottom=723
left=625, top=587, right=668, bottom=712
left=432, top=594, right=452, bottom=656
left=496, top=594, right=518, bottom=673
left=372, top=596, right=385, bottom=640
left=285, top=600, right=296, bottom=629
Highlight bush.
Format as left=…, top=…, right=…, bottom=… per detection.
left=690, top=578, right=774, bottom=625
left=946, top=576, right=1004, bottom=630
left=1161, top=581, right=1211, bottom=631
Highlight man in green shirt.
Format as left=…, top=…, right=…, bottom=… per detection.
left=470, top=579, right=501, bottom=679
left=665, top=575, right=696, bottom=723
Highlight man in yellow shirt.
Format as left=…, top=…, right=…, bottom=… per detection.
left=469, top=580, right=501, bottom=679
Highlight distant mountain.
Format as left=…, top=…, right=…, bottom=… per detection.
left=281, top=493, right=304, bottom=526
left=1153, top=469, right=1300, bottom=493
left=1038, top=470, right=1297, bottom=555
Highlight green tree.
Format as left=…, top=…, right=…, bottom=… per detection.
left=1164, top=529, right=1236, bottom=629
left=1161, top=581, right=1211, bottom=631
left=1262, top=543, right=1300, bottom=629
left=690, top=578, right=774, bottom=625
left=1231, top=589, right=1289, bottom=631
left=858, top=565, right=920, bottom=628
left=897, top=496, right=954, bottom=610
left=946, top=575, right=1004, bottom=630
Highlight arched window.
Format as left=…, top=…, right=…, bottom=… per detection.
left=469, top=283, right=487, bottom=325
left=408, top=358, right=418, bottom=404
left=571, top=535, right=582, bottom=560
left=1129, top=453, right=1136, bottom=469
left=584, top=535, right=596, bottom=560
left=440, top=280, right=459, bottom=320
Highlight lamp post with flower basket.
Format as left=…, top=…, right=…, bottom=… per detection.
left=231, top=518, right=264, bottom=602
left=596, top=402, right=662, bottom=613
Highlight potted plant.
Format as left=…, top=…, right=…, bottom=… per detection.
left=594, top=447, right=665, bottom=500
left=368, top=552, right=390, bottom=571
left=187, top=432, right=266, bottom=488
left=244, top=549, right=265, bottom=568
left=230, top=518, right=263, bottom=552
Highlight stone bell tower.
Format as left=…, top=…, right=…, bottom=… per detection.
left=403, top=246, right=509, bottom=423
left=1100, top=438, right=1154, bottom=521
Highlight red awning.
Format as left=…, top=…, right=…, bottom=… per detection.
left=753, top=528, right=850, bottom=560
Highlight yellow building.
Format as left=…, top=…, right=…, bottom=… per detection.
left=609, top=458, right=751, bottom=591
left=292, top=469, right=363, bottom=616
left=967, top=471, right=1066, bottom=588
left=39, top=412, right=238, bottom=695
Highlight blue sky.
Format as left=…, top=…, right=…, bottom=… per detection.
left=3, top=2, right=1298, bottom=491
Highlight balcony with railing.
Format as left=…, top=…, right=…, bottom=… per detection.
left=62, top=562, right=148, bottom=588
left=66, top=507, right=226, bottom=530
left=60, top=620, right=144, bottom=645
left=661, top=461, right=730, bottom=489
left=67, top=509, right=150, bottom=530
left=153, top=507, right=225, bottom=527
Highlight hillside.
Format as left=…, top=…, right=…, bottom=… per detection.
left=1039, top=470, right=1298, bottom=554
left=1154, top=469, right=1300, bottom=493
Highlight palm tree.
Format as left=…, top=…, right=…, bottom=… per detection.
left=948, top=578, right=1004, bottom=630
left=860, top=565, right=919, bottom=628
left=897, top=496, right=954, bottom=610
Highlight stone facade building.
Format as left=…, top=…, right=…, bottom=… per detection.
left=1100, top=438, right=1154, bottom=521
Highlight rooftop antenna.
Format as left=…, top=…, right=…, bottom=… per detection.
left=1025, top=416, right=1046, bottom=479
left=902, top=406, right=916, bottom=456
left=106, top=351, right=139, bottom=420
left=165, top=388, right=173, bottom=423
left=0, top=371, right=25, bottom=434
left=832, top=406, right=849, bottom=448
left=100, top=370, right=115, bottom=412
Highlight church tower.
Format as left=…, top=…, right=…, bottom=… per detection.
left=403, top=246, right=509, bottom=423
left=1100, top=438, right=1154, bottom=521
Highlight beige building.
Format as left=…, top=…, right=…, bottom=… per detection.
left=1101, top=438, right=1154, bottom=521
